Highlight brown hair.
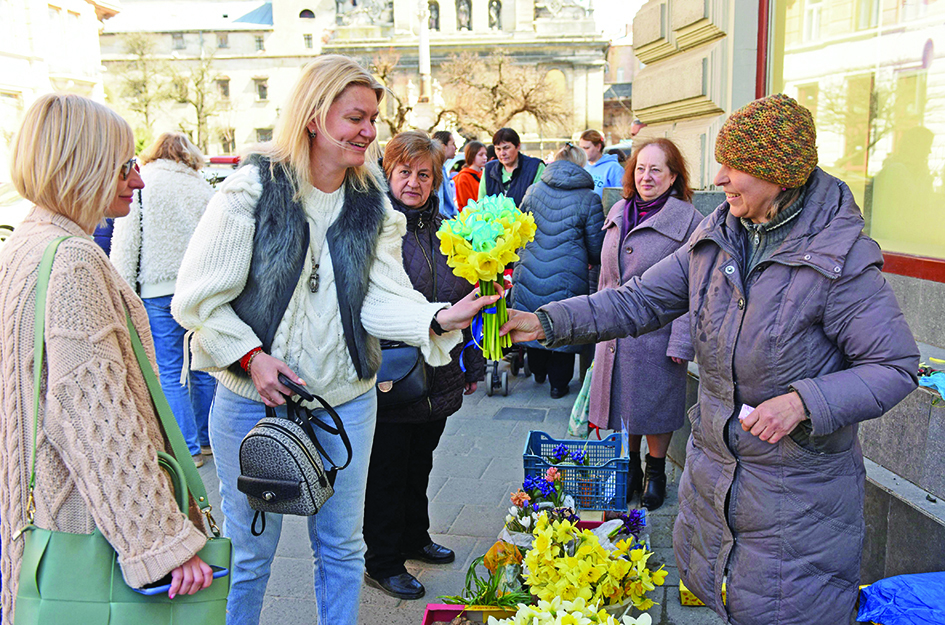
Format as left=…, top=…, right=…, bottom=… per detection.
left=580, top=129, right=604, bottom=149
left=463, top=140, right=485, bottom=166
left=492, top=127, right=520, bottom=147
left=622, top=138, right=693, bottom=203
left=383, top=130, right=445, bottom=190
left=139, top=132, right=204, bottom=170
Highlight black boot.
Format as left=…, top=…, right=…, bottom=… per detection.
left=627, top=451, right=643, bottom=504
left=641, top=454, right=667, bottom=511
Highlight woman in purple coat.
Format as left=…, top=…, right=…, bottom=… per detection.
left=498, top=94, right=919, bottom=624
left=590, top=138, right=702, bottom=510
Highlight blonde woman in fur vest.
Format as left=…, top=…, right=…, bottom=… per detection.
left=171, top=55, right=498, bottom=625
left=110, top=132, right=217, bottom=468
left=0, top=93, right=215, bottom=623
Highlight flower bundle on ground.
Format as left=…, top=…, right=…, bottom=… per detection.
left=438, top=548, right=531, bottom=608
left=437, top=194, right=537, bottom=361
left=523, top=515, right=667, bottom=611
left=505, top=471, right=578, bottom=534
left=486, top=597, right=653, bottom=625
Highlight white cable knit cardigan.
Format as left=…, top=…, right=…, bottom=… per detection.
left=110, top=159, right=216, bottom=298
left=171, top=165, right=461, bottom=408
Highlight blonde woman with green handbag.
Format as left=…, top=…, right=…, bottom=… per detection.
left=0, top=93, right=228, bottom=623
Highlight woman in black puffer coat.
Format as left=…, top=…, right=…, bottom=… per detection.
left=362, top=131, right=485, bottom=601
left=511, top=143, right=604, bottom=398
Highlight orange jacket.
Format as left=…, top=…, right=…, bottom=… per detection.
left=453, top=167, right=482, bottom=212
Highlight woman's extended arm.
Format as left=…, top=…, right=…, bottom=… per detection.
left=360, top=204, right=500, bottom=366
left=502, top=242, right=692, bottom=347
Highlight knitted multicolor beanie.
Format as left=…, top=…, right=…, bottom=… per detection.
left=715, top=93, right=818, bottom=189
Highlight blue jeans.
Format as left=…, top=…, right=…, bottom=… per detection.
left=143, top=295, right=215, bottom=455
left=210, top=384, right=377, bottom=625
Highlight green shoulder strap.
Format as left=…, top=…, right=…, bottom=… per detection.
left=30, top=236, right=219, bottom=535
left=124, top=309, right=219, bottom=533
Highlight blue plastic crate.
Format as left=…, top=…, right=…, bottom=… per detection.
left=523, top=431, right=629, bottom=511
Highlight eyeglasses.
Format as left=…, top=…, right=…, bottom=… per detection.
left=119, top=157, right=139, bottom=181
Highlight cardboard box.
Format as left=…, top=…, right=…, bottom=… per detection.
left=421, top=604, right=517, bottom=625
left=679, top=580, right=726, bottom=607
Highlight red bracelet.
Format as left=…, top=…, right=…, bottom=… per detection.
left=239, top=347, right=263, bottom=373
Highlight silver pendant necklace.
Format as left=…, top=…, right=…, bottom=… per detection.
left=309, top=248, right=320, bottom=293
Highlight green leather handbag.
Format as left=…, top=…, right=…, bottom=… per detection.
left=14, top=236, right=231, bottom=624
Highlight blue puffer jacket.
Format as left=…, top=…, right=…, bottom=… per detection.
left=511, top=160, right=604, bottom=352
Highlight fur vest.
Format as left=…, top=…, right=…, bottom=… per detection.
left=230, top=155, right=387, bottom=380
left=484, top=153, right=543, bottom=206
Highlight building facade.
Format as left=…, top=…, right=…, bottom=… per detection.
left=100, top=0, right=610, bottom=156
left=0, top=0, right=119, bottom=181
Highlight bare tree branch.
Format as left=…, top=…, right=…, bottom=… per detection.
left=371, top=49, right=414, bottom=137
left=438, top=51, right=568, bottom=136
left=114, top=33, right=171, bottom=138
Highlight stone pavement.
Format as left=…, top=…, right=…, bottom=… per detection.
left=195, top=362, right=726, bottom=625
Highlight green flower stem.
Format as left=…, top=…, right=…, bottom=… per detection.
left=479, top=280, right=508, bottom=361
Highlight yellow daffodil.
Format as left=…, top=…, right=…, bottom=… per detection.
left=521, top=512, right=662, bottom=617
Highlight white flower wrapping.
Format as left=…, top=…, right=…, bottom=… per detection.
left=485, top=597, right=653, bottom=625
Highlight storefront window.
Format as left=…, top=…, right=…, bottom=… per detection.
left=770, top=0, right=945, bottom=260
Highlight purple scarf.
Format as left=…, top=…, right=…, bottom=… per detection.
left=623, top=188, right=673, bottom=238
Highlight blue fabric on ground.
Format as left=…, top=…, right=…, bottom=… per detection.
left=918, top=371, right=945, bottom=397
left=857, top=572, right=945, bottom=624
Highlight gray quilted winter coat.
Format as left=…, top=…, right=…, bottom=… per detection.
left=539, top=168, right=919, bottom=624
left=510, top=160, right=604, bottom=353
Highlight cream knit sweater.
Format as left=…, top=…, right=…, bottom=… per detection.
left=0, top=208, right=208, bottom=622
left=172, top=164, right=460, bottom=407
left=110, top=159, right=216, bottom=298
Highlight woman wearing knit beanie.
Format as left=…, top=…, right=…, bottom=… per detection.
left=496, top=94, right=919, bottom=624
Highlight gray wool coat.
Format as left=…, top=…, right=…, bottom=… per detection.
left=540, top=168, right=919, bottom=624
left=510, top=160, right=604, bottom=353
left=589, top=196, right=701, bottom=433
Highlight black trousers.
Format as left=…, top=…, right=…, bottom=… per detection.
left=363, top=417, right=448, bottom=579
left=527, top=347, right=575, bottom=390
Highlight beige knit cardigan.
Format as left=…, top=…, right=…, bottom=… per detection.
left=0, top=207, right=208, bottom=622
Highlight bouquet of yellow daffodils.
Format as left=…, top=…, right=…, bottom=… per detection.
left=486, top=597, right=653, bottom=625
left=523, top=515, right=667, bottom=612
left=437, top=195, right=536, bottom=361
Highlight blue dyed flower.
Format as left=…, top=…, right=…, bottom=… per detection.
left=570, top=449, right=587, bottom=466
left=617, top=509, right=647, bottom=538
left=550, top=444, right=570, bottom=463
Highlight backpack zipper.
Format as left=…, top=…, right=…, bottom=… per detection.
left=255, top=422, right=329, bottom=487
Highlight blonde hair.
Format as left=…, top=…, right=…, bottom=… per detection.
left=383, top=131, right=445, bottom=191
left=555, top=142, right=587, bottom=167
left=140, top=132, right=205, bottom=170
left=11, top=93, right=134, bottom=233
left=253, top=54, right=386, bottom=198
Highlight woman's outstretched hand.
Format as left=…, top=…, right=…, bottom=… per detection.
left=499, top=310, right=545, bottom=343
left=168, top=554, right=213, bottom=599
left=434, top=282, right=504, bottom=332
left=249, top=352, right=305, bottom=407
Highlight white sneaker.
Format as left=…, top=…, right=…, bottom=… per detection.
left=192, top=453, right=205, bottom=468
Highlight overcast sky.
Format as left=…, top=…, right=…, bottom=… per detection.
left=593, top=0, right=645, bottom=40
